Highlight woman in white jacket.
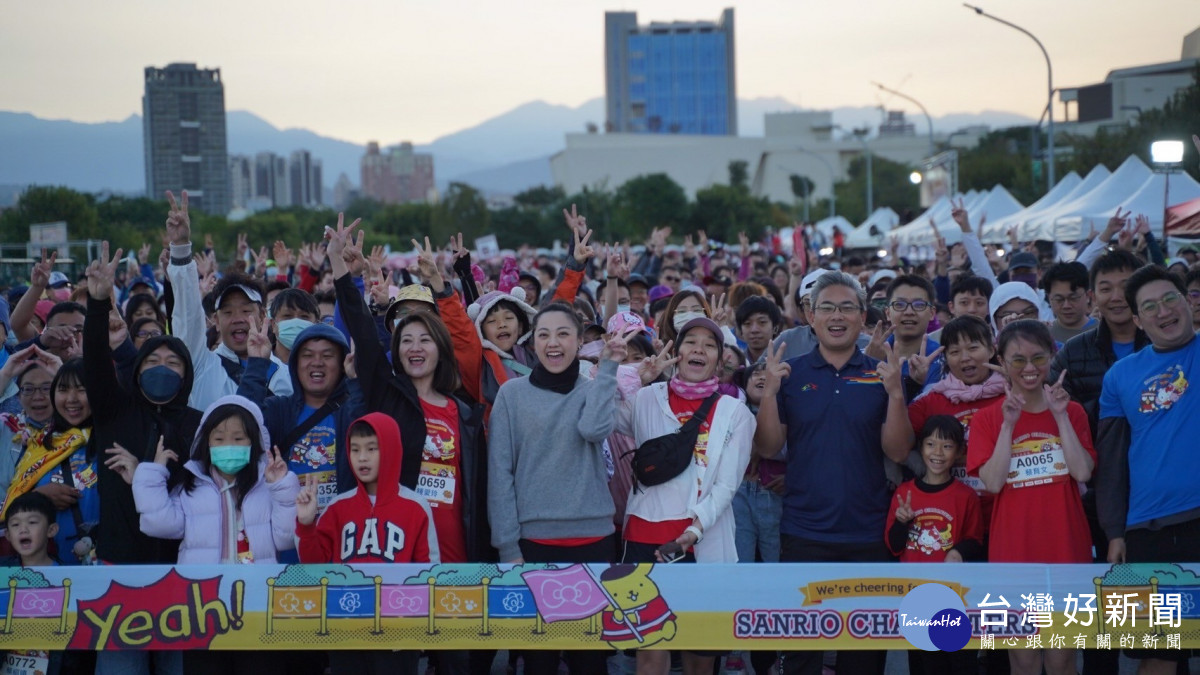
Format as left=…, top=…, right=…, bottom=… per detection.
left=615, top=316, right=755, bottom=675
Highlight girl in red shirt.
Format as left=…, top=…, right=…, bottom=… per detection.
left=967, top=320, right=1094, bottom=675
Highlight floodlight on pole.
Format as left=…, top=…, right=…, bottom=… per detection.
left=1151, top=139, right=1186, bottom=254
left=964, top=4, right=1055, bottom=192
left=909, top=171, right=923, bottom=185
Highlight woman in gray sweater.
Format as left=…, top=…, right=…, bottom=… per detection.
left=488, top=303, right=630, bottom=675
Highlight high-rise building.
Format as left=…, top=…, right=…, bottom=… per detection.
left=229, top=155, right=252, bottom=209
left=605, top=9, right=737, bottom=136
left=360, top=142, right=435, bottom=204
left=143, top=63, right=230, bottom=214
left=287, top=150, right=323, bottom=207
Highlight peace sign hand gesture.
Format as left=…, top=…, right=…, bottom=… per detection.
left=296, top=473, right=320, bottom=525
left=264, top=446, right=289, bottom=484
left=989, top=369, right=1026, bottom=425
left=865, top=322, right=893, bottom=361
left=895, top=490, right=915, bottom=524
left=86, top=241, right=124, bottom=301
left=246, top=315, right=272, bottom=360
left=412, top=236, right=445, bottom=292
left=1104, top=207, right=1131, bottom=240
left=31, top=249, right=57, bottom=289
left=165, top=190, right=190, bottom=246
left=907, top=346, right=944, bottom=387
left=709, top=293, right=730, bottom=327
left=1044, top=371, right=1071, bottom=417
left=876, top=341, right=905, bottom=399
left=324, top=212, right=362, bottom=260
left=573, top=227, right=595, bottom=264
left=950, top=197, right=971, bottom=232
left=600, top=326, right=639, bottom=364
left=762, top=341, right=792, bottom=397
left=638, top=340, right=679, bottom=385
left=562, top=203, right=587, bottom=237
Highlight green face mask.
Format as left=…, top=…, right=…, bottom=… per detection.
left=210, top=445, right=251, bottom=475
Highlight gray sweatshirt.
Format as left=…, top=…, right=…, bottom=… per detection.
left=487, top=359, right=619, bottom=561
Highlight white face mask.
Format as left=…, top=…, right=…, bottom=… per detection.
left=616, top=304, right=631, bottom=315
left=673, top=310, right=707, bottom=330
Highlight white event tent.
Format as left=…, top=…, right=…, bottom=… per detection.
left=1022, top=156, right=1151, bottom=240
left=887, top=186, right=1024, bottom=248
left=1054, top=170, right=1200, bottom=244
left=982, top=171, right=1081, bottom=244
left=844, top=207, right=901, bottom=249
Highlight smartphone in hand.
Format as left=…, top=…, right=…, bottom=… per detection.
left=656, top=541, right=685, bottom=563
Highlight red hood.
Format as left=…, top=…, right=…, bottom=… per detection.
left=348, top=412, right=404, bottom=506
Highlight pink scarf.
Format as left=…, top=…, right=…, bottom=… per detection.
left=669, top=375, right=720, bottom=400
left=928, top=371, right=1006, bottom=404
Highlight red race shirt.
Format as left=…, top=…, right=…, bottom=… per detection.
left=966, top=401, right=1095, bottom=563
left=885, top=479, right=983, bottom=562
left=418, top=397, right=467, bottom=563
left=909, top=391, right=1004, bottom=528
left=624, top=391, right=715, bottom=546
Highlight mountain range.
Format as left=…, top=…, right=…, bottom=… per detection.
left=0, top=98, right=1035, bottom=200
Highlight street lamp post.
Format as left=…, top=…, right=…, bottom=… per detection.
left=1151, top=140, right=1185, bottom=254
left=835, top=125, right=874, bottom=216
left=872, top=82, right=934, bottom=156
left=964, top=4, right=1055, bottom=192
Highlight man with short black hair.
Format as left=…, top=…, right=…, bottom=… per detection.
left=735, top=295, right=782, bottom=364
left=1041, top=261, right=1096, bottom=343
left=1006, top=251, right=1039, bottom=288
left=1097, top=263, right=1198, bottom=674
left=164, top=190, right=292, bottom=410
left=756, top=271, right=912, bottom=675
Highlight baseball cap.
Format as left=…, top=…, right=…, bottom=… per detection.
left=606, top=311, right=651, bottom=337
left=47, top=272, right=70, bottom=289
left=675, top=317, right=725, bottom=356
left=215, top=283, right=263, bottom=309
left=800, top=269, right=831, bottom=299
left=1007, top=252, right=1038, bottom=271
left=868, top=269, right=898, bottom=289
left=648, top=285, right=674, bottom=303
left=627, top=273, right=650, bottom=289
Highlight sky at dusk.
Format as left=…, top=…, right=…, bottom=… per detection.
left=3, top=0, right=1196, bottom=145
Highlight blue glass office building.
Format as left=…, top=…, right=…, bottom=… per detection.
left=605, top=9, right=737, bottom=136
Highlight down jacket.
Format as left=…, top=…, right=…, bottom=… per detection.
left=132, top=395, right=299, bottom=564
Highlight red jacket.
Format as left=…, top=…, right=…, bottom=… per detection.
left=296, top=413, right=439, bottom=563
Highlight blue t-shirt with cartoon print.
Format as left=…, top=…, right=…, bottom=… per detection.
left=1100, top=335, right=1200, bottom=528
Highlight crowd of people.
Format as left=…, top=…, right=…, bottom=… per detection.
left=0, top=186, right=1197, bottom=675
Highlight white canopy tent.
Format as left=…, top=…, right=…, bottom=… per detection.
left=845, top=207, right=901, bottom=249
left=983, top=171, right=1081, bottom=244
left=889, top=186, right=1024, bottom=248
left=1021, top=156, right=1151, bottom=240
left=1054, top=170, right=1200, bottom=244
left=813, top=215, right=855, bottom=240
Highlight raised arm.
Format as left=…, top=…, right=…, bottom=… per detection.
left=82, top=242, right=127, bottom=422
left=753, top=341, right=790, bottom=458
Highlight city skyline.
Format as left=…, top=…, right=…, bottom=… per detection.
left=2, top=0, right=1195, bottom=147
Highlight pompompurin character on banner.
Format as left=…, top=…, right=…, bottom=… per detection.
left=598, top=563, right=677, bottom=650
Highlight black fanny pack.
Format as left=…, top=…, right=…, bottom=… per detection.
left=626, top=393, right=720, bottom=491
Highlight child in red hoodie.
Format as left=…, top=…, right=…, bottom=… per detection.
left=297, top=412, right=439, bottom=564
left=296, top=413, right=438, bottom=675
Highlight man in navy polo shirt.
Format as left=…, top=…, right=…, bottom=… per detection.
left=755, top=271, right=912, bottom=675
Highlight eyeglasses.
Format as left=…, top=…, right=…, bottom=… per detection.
left=1188, top=290, right=1200, bottom=300
left=1006, top=353, right=1050, bottom=369
left=870, top=298, right=889, bottom=311
left=813, top=302, right=862, bottom=316
left=1138, top=292, right=1183, bottom=316
left=662, top=276, right=680, bottom=283
left=997, top=307, right=1039, bottom=322
left=19, top=385, right=51, bottom=397
left=136, top=329, right=163, bottom=339
left=888, top=300, right=931, bottom=313
left=1049, top=291, right=1086, bottom=306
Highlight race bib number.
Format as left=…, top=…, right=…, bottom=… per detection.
left=417, top=462, right=457, bottom=506
left=950, top=464, right=986, bottom=495
left=308, top=470, right=338, bottom=514
left=1006, top=437, right=1069, bottom=489
left=2, top=650, right=49, bottom=675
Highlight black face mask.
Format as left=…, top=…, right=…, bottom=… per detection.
left=140, top=365, right=183, bottom=404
